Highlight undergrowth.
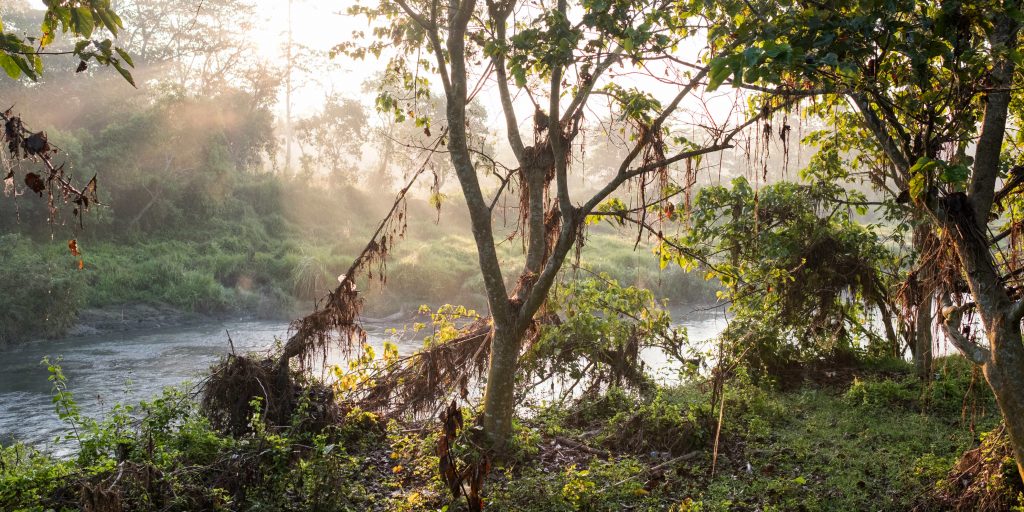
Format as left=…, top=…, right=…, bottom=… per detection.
left=2, top=354, right=1017, bottom=511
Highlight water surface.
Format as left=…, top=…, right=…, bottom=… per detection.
left=0, top=306, right=728, bottom=453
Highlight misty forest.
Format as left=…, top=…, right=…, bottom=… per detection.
left=2, top=0, right=1024, bottom=510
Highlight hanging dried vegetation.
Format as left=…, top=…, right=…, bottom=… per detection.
left=201, top=134, right=445, bottom=434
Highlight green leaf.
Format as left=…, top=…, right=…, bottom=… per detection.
left=112, top=60, right=136, bottom=87
left=909, top=157, right=939, bottom=175
left=707, top=56, right=732, bottom=90
left=94, top=8, right=121, bottom=35
left=0, top=54, right=21, bottom=78
left=1010, top=48, right=1024, bottom=67
left=12, top=54, right=36, bottom=80
left=70, top=8, right=94, bottom=38
left=940, top=164, right=969, bottom=184
left=115, top=47, right=134, bottom=68
left=909, top=172, right=927, bottom=201
left=742, top=46, right=763, bottom=66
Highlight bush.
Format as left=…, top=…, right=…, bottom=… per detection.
left=0, top=360, right=379, bottom=512
left=0, top=234, right=84, bottom=344
left=598, top=389, right=707, bottom=456
left=488, top=458, right=654, bottom=512
left=845, top=356, right=994, bottom=415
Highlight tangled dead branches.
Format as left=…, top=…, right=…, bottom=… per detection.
left=201, top=135, right=446, bottom=434
left=1, top=108, right=98, bottom=223
left=353, top=318, right=493, bottom=418
left=201, top=353, right=344, bottom=436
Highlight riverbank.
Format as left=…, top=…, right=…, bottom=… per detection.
left=62, top=304, right=216, bottom=338
left=0, top=227, right=720, bottom=347
left=2, top=355, right=1017, bottom=511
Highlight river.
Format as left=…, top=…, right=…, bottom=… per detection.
left=0, top=307, right=728, bottom=454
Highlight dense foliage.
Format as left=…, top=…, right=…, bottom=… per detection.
left=664, top=148, right=900, bottom=381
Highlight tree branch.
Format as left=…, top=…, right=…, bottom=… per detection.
left=549, top=0, right=573, bottom=217
left=939, top=300, right=989, bottom=364
left=486, top=0, right=527, bottom=164
left=969, top=16, right=1020, bottom=228
left=851, top=93, right=911, bottom=172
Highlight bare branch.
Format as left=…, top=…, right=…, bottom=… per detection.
left=486, top=0, right=527, bottom=164
left=851, top=93, right=911, bottom=172
left=392, top=0, right=436, bottom=31
left=488, top=169, right=517, bottom=212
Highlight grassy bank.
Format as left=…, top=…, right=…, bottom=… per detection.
left=0, top=226, right=717, bottom=345
left=2, top=355, right=1018, bottom=511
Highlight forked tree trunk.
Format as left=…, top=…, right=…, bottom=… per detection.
left=938, top=194, right=1024, bottom=486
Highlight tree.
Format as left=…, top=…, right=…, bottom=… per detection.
left=341, top=0, right=781, bottom=448
left=699, top=0, right=1024, bottom=483
left=664, top=149, right=899, bottom=381
left=0, top=0, right=134, bottom=83
left=115, top=0, right=255, bottom=92
left=294, top=94, right=369, bottom=185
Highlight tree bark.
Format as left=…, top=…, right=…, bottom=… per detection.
left=480, top=323, right=526, bottom=445
left=910, top=220, right=935, bottom=380
left=913, top=296, right=933, bottom=380
left=982, top=317, right=1024, bottom=484
left=937, top=193, right=1024, bottom=485
left=873, top=295, right=899, bottom=356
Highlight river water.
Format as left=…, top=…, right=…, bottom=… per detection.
left=0, top=307, right=728, bottom=454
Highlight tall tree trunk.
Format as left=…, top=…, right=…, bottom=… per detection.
left=284, top=0, right=294, bottom=176
left=911, top=220, right=934, bottom=380
left=481, top=322, right=526, bottom=445
left=983, top=317, right=1024, bottom=483
left=938, top=193, right=1024, bottom=486
left=914, top=296, right=933, bottom=380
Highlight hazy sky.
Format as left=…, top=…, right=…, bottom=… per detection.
left=23, top=0, right=759, bottom=174
left=252, top=1, right=380, bottom=111
left=251, top=1, right=744, bottom=135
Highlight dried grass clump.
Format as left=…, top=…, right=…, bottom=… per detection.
left=201, top=354, right=342, bottom=436
left=930, top=424, right=1024, bottom=511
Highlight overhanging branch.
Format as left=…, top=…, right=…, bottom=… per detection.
left=939, top=300, right=989, bottom=364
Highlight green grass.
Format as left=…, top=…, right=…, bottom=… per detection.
left=1, top=218, right=718, bottom=344
left=691, top=386, right=988, bottom=511
left=485, top=356, right=1007, bottom=511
